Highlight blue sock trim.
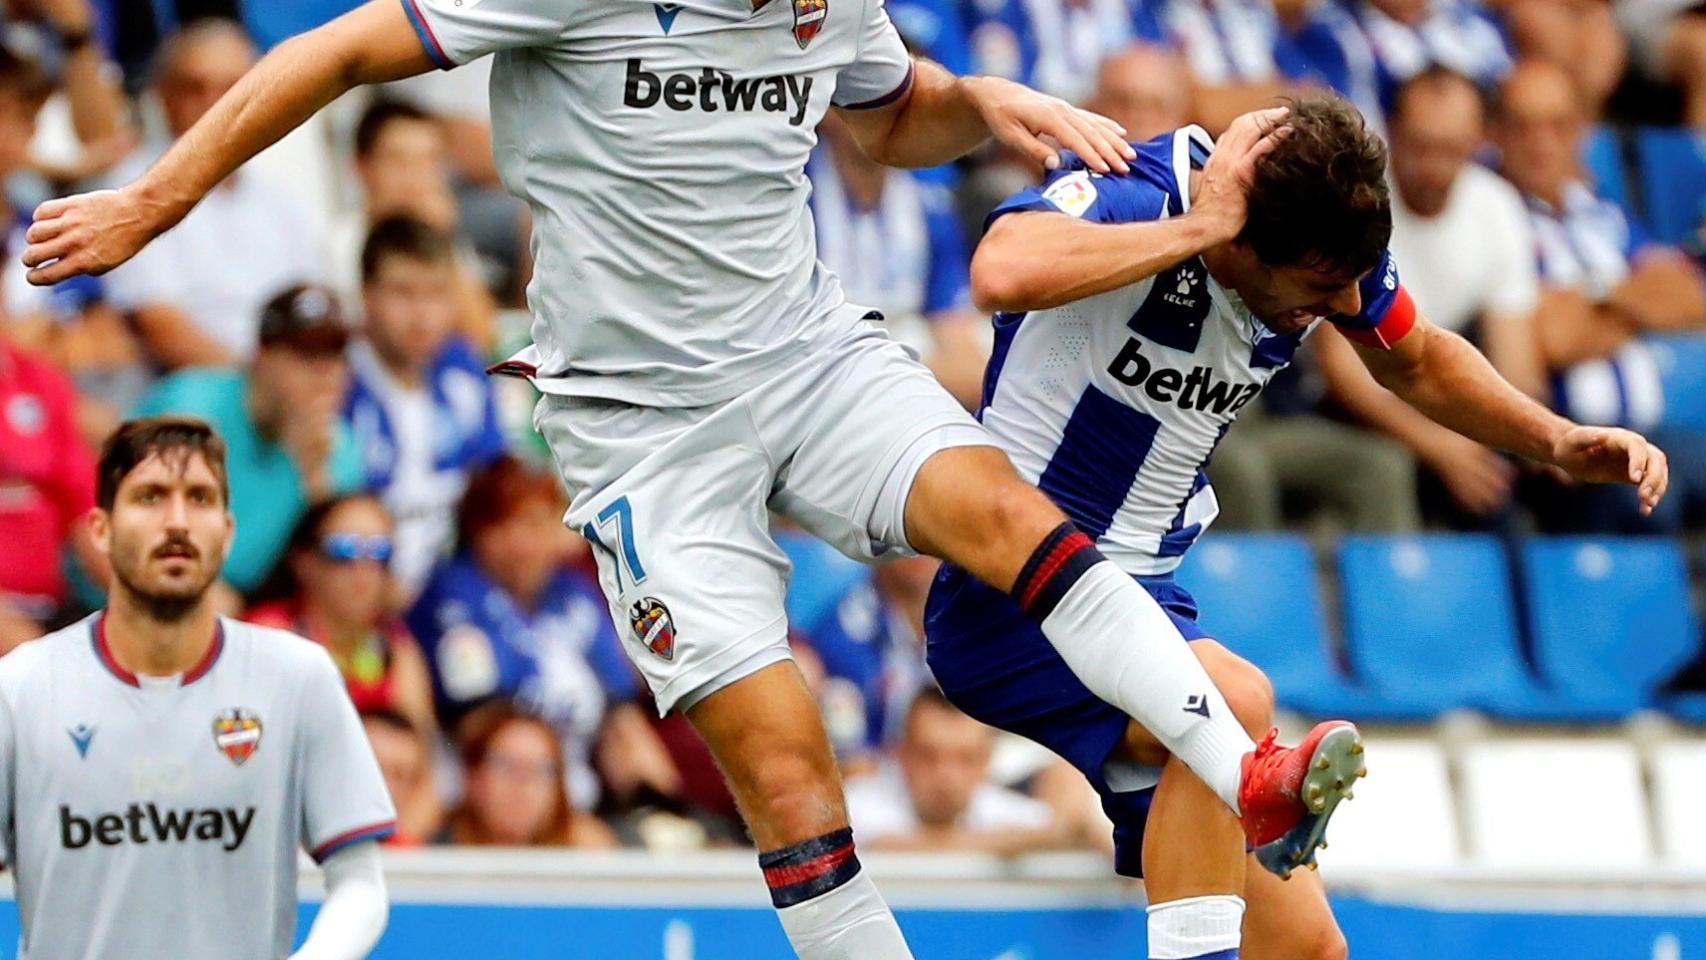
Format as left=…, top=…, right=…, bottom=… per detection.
left=759, top=827, right=862, bottom=908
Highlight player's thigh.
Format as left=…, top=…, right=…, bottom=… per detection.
left=764, top=327, right=997, bottom=563
left=537, top=394, right=793, bottom=716
left=901, top=444, right=1071, bottom=591
left=1240, top=858, right=1348, bottom=960
left=685, top=659, right=847, bottom=850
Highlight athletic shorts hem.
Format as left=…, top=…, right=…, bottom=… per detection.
left=651, top=615, right=791, bottom=715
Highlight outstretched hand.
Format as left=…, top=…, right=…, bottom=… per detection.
left=1551, top=425, right=1670, bottom=515
left=21, top=187, right=169, bottom=286
left=965, top=76, right=1136, bottom=175
left=1193, top=107, right=1289, bottom=244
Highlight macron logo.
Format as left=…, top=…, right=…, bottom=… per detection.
left=68, top=724, right=95, bottom=759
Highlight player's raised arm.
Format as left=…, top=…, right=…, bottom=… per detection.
left=22, top=0, right=436, bottom=285
left=1351, top=311, right=1671, bottom=515
left=969, top=110, right=1285, bottom=312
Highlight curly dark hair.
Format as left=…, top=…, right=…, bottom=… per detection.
left=1239, top=96, right=1392, bottom=280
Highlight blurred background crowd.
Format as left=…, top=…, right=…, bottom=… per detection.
left=0, top=0, right=1704, bottom=860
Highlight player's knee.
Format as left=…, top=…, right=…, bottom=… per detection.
left=1295, top=922, right=1349, bottom=960
left=739, top=751, right=848, bottom=845
left=1195, top=639, right=1275, bottom=739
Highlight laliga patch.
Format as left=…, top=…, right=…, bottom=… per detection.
left=630, top=597, right=677, bottom=661
left=212, top=708, right=262, bottom=766
left=1042, top=171, right=1097, bottom=218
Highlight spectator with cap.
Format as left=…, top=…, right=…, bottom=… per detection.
left=807, top=116, right=987, bottom=409
left=100, top=19, right=322, bottom=369
left=361, top=707, right=443, bottom=846
left=344, top=216, right=505, bottom=599
left=132, top=283, right=362, bottom=594
left=844, top=687, right=1067, bottom=853
left=327, top=101, right=497, bottom=348
left=408, top=456, right=682, bottom=814
left=246, top=493, right=437, bottom=736
left=441, top=701, right=618, bottom=848
left=1495, top=58, right=1706, bottom=525
left=0, top=297, right=98, bottom=648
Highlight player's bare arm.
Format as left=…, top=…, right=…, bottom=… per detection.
left=968, top=108, right=1287, bottom=312
left=834, top=58, right=1134, bottom=173
left=1352, top=315, right=1671, bottom=515
left=23, top=0, right=432, bottom=285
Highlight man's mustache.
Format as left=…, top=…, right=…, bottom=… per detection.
left=151, top=534, right=199, bottom=560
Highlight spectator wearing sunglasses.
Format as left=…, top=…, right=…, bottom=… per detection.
left=133, top=284, right=363, bottom=595
left=344, top=217, right=505, bottom=601
left=408, top=457, right=682, bottom=812
left=245, top=494, right=437, bottom=737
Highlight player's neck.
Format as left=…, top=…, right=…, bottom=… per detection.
left=104, top=590, right=220, bottom=678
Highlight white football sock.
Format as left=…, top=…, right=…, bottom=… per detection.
left=1039, top=561, right=1254, bottom=810
left=1147, top=894, right=1245, bottom=960
left=775, top=869, right=915, bottom=960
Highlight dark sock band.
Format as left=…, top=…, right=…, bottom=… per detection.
left=759, top=827, right=862, bottom=908
left=1012, top=521, right=1105, bottom=619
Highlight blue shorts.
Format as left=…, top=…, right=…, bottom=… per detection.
left=922, top=564, right=1209, bottom=878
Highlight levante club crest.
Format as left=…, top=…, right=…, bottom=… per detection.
left=212, top=708, right=263, bottom=766
left=792, top=0, right=827, bottom=49
left=630, top=597, right=677, bottom=661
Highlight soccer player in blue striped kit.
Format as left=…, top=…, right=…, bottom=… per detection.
left=926, top=99, right=1671, bottom=960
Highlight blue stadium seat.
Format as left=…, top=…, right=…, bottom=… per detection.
left=1176, top=535, right=1430, bottom=719
left=1337, top=535, right=1577, bottom=719
left=1522, top=537, right=1699, bottom=715
left=1581, top=125, right=1631, bottom=217
left=1635, top=127, right=1706, bottom=246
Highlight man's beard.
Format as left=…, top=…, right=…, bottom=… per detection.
left=111, top=538, right=218, bottom=623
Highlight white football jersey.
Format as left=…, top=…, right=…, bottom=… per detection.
left=980, top=127, right=1416, bottom=575
left=404, top=0, right=915, bottom=406
left=0, top=615, right=395, bottom=960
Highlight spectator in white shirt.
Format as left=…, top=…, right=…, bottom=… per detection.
left=845, top=688, right=1065, bottom=854
left=101, top=19, right=322, bottom=369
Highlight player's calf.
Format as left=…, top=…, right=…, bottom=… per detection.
left=686, top=662, right=916, bottom=960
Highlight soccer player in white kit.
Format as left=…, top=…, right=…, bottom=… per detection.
left=26, top=4, right=1405, bottom=955
left=0, top=417, right=395, bottom=960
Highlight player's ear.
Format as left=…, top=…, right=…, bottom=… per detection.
left=86, top=508, right=112, bottom=560
left=222, top=511, right=236, bottom=562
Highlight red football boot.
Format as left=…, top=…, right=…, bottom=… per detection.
left=1238, top=721, right=1366, bottom=878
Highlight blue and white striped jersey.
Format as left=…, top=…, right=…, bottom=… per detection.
left=980, top=126, right=1416, bottom=574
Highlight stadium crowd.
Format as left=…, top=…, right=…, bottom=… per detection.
left=0, top=0, right=1703, bottom=855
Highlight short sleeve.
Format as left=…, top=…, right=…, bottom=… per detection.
left=985, top=158, right=1168, bottom=230
left=299, top=650, right=397, bottom=862
left=919, top=182, right=972, bottom=315
left=1328, top=250, right=1418, bottom=349
left=400, top=0, right=571, bottom=69
left=834, top=0, right=916, bottom=109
